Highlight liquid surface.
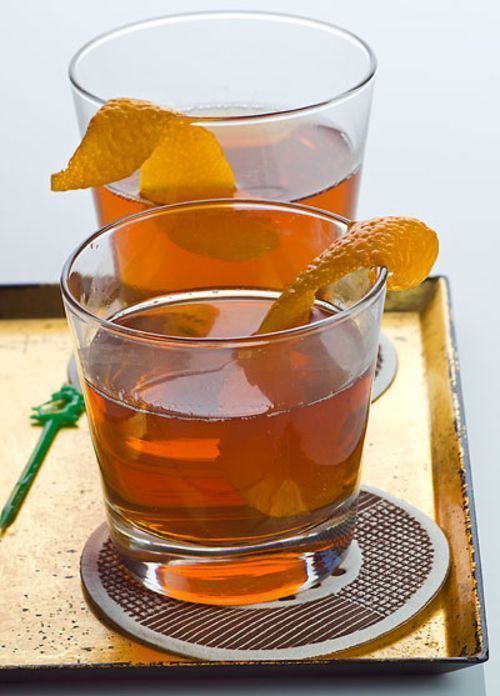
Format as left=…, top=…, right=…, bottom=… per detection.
left=84, top=292, right=373, bottom=545
left=94, top=122, right=360, bottom=225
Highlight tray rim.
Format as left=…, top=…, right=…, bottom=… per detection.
left=0, top=277, right=489, bottom=676
left=436, top=276, right=488, bottom=662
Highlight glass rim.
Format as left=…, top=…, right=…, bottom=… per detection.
left=61, top=198, right=388, bottom=347
left=68, top=10, right=377, bottom=125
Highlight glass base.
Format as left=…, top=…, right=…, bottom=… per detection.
left=107, top=496, right=357, bottom=606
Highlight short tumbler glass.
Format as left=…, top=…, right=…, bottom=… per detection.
left=70, top=11, right=376, bottom=224
left=61, top=200, right=386, bottom=605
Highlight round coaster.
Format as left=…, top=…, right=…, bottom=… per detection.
left=372, top=334, right=398, bottom=402
left=81, top=487, right=449, bottom=661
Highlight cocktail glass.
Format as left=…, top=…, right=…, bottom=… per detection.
left=61, top=199, right=387, bottom=606
left=69, top=11, right=376, bottom=229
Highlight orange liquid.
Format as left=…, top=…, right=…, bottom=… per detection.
left=93, top=123, right=360, bottom=296
left=94, top=122, right=360, bottom=224
left=84, top=293, right=371, bottom=551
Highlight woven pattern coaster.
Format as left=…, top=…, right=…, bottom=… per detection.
left=81, top=487, right=449, bottom=661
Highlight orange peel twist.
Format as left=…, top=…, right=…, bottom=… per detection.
left=257, top=216, right=439, bottom=334
left=51, top=97, right=236, bottom=204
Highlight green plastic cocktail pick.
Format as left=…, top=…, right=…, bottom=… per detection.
left=0, top=385, right=85, bottom=536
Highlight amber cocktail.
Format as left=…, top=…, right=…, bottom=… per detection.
left=62, top=201, right=386, bottom=605
left=69, top=12, right=375, bottom=278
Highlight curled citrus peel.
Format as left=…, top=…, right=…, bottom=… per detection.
left=139, top=119, right=235, bottom=205
left=50, top=98, right=283, bottom=262
left=166, top=210, right=279, bottom=261
left=115, top=303, right=219, bottom=338
left=51, top=97, right=236, bottom=203
left=256, top=216, right=439, bottom=334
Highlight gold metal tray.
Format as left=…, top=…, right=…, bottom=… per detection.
left=0, top=278, right=487, bottom=678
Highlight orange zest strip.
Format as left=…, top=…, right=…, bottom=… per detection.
left=51, top=98, right=176, bottom=190
left=136, top=303, right=220, bottom=338
left=256, top=216, right=439, bottom=334
left=50, top=97, right=236, bottom=203
left=139, top=119, right=236, bottom=205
